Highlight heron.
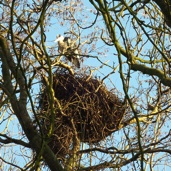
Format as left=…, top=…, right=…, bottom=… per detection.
left=55, top=35, right=80, bottom=68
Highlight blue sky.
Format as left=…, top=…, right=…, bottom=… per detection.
left=1, top=0, right=171, bottom=170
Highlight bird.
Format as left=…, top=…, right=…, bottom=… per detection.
left=54, top=35, right=80, bottom=68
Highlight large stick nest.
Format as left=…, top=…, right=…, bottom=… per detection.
left=38, top=70, right=126, bottom=158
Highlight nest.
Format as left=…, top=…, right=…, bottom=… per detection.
left=39, top=70, right=126, bottom=158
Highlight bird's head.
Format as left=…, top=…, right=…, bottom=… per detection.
left=54, top=35, right=64, bottom=42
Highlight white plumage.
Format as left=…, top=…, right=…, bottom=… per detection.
left=55, top=35, right=80, bottom=68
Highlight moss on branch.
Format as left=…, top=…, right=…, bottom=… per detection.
left=131, top=63, right=171, bottom=87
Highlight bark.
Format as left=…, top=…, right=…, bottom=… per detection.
left=0, top=36, right=65, bottom=171
left=152, top=0, right=171, bottom=27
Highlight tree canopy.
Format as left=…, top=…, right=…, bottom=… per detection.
left=0, top=0, right=171, bottom=170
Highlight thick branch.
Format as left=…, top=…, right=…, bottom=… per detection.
left=0, top=36, right=65, bottom=171
left=0, top=134, right=30, bottom=148
left=131, top=63, right=171, bottom=87
left=152, top=0, right=171, bottom=27
left=78, top=152, right=140, bottom=171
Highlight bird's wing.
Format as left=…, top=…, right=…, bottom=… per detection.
left=58, top=41, right=64, bottom=53
left=71, top=49, right=80, bottom=68
left=71, top=57, right=80, bottom=68
left=63, top=37, right=71, bottom=47
left=64, top=37, right=79, bottom=50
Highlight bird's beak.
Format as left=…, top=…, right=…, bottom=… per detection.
left=54, top=39, right=58, bottom=42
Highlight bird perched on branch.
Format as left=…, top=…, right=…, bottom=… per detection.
left=54, top=35, right=80, bottom=68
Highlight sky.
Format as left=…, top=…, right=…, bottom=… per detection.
left=0, top=0, right=171, bottom=170
left=40, top=1, right=171, bottom=170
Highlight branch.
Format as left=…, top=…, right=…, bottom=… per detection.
left=0, top=157, right=24, bottom=171
left=78, top=145, right=171, bottom=171
left=152, top=0, right=171, bottom=28
left=131, top=63, right=171, bottom=87
left=0, top=35, right=65, bottom=171
left=0, top=134, right=30, bottom=148
left=110, top=35, right=171, bottom=87
left=78, top=152, right=140, bottom=170
left=92, top=0, right=171, bottom=88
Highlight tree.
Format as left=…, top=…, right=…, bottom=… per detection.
left=0, top=0, right=171, bottom=170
